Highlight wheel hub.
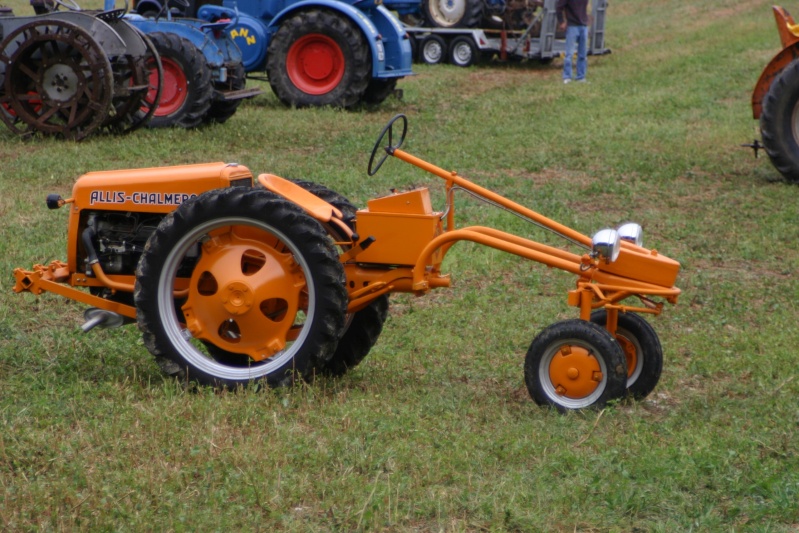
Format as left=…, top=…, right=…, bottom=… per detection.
left=41, top=63, right=81, bottom=103
left=548, top=345, right=603, bottom=399
left=221, top=281, right=254, bottom=315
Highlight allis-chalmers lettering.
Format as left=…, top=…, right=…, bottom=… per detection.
left=89, top=190, right=197, bottom=206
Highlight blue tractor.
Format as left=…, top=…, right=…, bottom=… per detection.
left=132, top=0, right=417, bottom=107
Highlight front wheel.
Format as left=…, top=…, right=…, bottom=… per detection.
left=524, top=320, right=627, bottom=411
left=134, top=187, right=348, bottom=388
left=266, top=9, right=370, bottom=108
left=761, top=58, right=799, bottom=182
left=590, top=310, right=663, bottom=399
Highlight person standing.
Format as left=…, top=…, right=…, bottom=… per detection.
left=557, top=0, right=590, bottom=83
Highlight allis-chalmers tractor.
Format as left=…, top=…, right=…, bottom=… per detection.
left=751, top=5, right=799, bottom=182
left=13, top=115, right=681, bottom=411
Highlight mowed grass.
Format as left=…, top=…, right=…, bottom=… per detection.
left=2, top=0, right=799, bottom=530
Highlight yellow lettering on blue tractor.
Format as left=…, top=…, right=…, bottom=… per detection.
left=230, top=28, right=257, bottom=46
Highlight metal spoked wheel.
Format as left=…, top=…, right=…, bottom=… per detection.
left=524, top=319, right=627, bottom=411
left=0, top=19, right=113, bottom=140
left=135, top=187, right=348, bottom=388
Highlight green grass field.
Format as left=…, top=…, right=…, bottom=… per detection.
left=2, top=0, right=799, bottom=530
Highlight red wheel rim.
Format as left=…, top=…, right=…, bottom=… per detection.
left=286, top=34, right=345, bottom=95
left=149, top=57, right=187, bottom=116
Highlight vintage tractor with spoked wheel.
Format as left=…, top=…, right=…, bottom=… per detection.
left=13, top=115, right=680, bottom=411
left=0, top=4, right=163, bottom=139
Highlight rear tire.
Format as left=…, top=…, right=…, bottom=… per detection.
left=361, top=78, right=398, bottom=105
left=146, top=32, right=213, bottom=128
left=134, top=187, right=348, bottom=388
left=290, top=180, right=390, bottom=376
left=761, top=58, right=799, bottom=182
left=266, top=10, right=370, bottom=108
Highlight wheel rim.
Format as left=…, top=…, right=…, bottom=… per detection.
left=157, top=217, right=317, bottom=381
left=541, top=339, right=607, bottom=409
left=428, top=0, right=466, bottom=26
left=615, top=329, right=643, bottom=387
left=423, top=41, right=443, bottom=63
left=152, top=56, right=187, bottom=116
left=452, top=42, right=472, bottom=65
left=286, top=34, right=345, bottom=95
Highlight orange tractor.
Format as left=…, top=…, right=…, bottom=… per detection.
left=13, top=115, right=680, bottom=411
left=750, top=5, right=799, bottom=182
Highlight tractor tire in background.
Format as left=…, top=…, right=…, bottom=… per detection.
left=760, top=58, right=799, bottom=183
left=266, top=9, right=371, bottom=108
left=422, top=0, right=483, bottom=28
left=204, top=62, right=245, bottom=124
left=145, top=32, right=213, bottom=128
left=134, top=187, right=348, bottom=388
left=0, top=19, right=114, bottom=140
left=361, top=78, right=398, bottom=105
left=290, top=180, right=390, bottom=376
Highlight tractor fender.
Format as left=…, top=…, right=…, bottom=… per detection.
left=266, top=1, right=392, bottom=77
left=0, top=12, right=128, bottom=56
left=122, top=14, right=242, bottom=67
left=197, top=6, right=268, bottom=72
left=752, top=43, right=799, bottom=119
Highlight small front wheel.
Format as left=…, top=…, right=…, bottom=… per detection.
left=524, top=320, right=627, bottom=411
left=590, top=310, right=663, bottom=399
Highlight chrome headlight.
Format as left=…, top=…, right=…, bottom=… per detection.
left=617, top=222, right=643, bottom=247
left=592, top=228, right=620, bottom=263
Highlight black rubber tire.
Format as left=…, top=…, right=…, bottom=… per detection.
left=590, top=310, right=663, bottom=400
left=448, top=36, right=478, bottom=67
left=290, top=180, right=390, bottom=376
left=422, top=0, right=483, bottom=28
left=146, top=32, right=213, bottom=128
left=761, top=58, right=799, bottom=183
left=524, top=319, right=627, bottom=411
left=134, top=187, right=348, bottom=388
left=361, top=78, right=398, bottom=105
left=266, top=9, right=370, bottom=108
left=204, top=62, right=246, bottom=125
left=419, top=35, right=447, bottom=65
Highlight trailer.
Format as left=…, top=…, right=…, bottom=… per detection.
left=406, top=0, right=608, bottom=67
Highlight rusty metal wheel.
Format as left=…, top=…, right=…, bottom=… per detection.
left=103, top=31, right=163, bottom=134
left=0, top=19, right=113, bottom=140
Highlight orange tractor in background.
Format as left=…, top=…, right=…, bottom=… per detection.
left=13, top=115, right=680, bottom=411
left=750, top=5, right=799, bottom=182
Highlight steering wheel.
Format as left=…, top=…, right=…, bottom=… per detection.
left=54, top=0, right=82, bottom=11
left=367, top=114, right=407, bottom=176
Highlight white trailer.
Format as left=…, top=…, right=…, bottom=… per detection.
left=405, top=0, right=609, bottom=67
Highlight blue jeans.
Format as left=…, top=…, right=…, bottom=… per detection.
left=563, top=25, right=588, bottom=81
